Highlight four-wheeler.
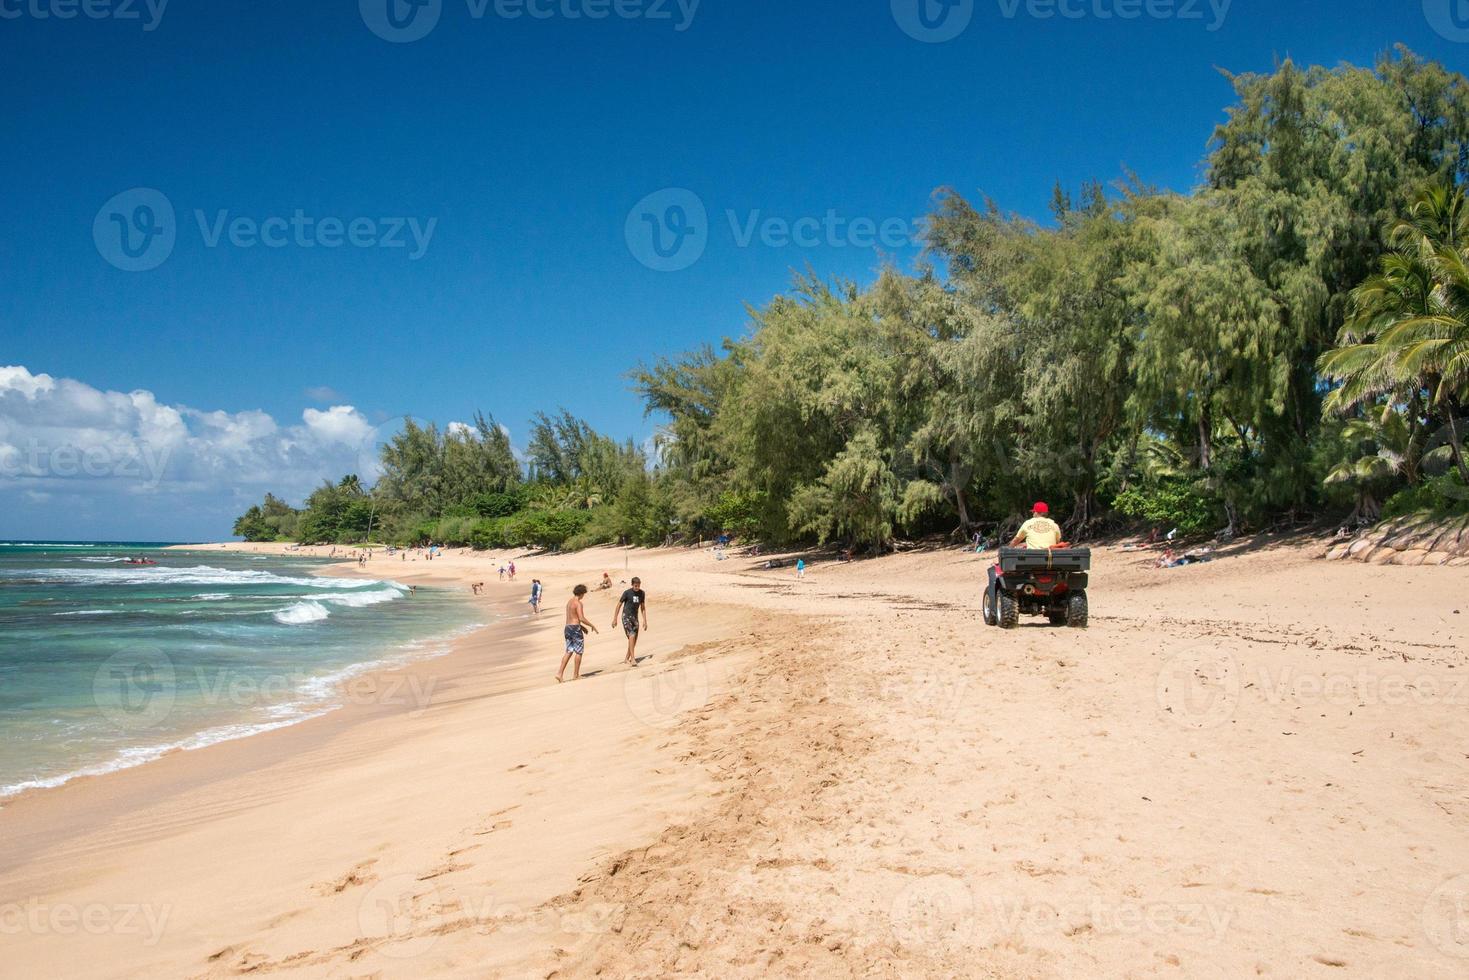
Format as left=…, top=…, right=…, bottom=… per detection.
left=983, top=547, right=1091, bottom=629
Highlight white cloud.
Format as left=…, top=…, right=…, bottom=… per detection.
left=0, top=365, right=376, bottom=509
left=0, top=366, right=57, bottom=399
left=303, top=405, right=373, bottom=447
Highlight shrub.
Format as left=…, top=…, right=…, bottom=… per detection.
left=469, top=517, right=513, bottom=550
left=1112, top=479, right=1220, bottom=535
left=1381, top=473, right=1469, bottom=520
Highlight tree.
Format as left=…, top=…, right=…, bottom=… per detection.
left=1321, top=182, right=1469, bottom=487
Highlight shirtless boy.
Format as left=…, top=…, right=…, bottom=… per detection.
left=557, top=584, right=600, bottom=683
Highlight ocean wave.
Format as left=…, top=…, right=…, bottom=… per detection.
left=0, top=619, right=490, bottom=803
left=10, top=565, right=403, bottom=591
left=0, top=709, right=337, bottom=801
left=1, top=542, right=112, bottom=548
left=54, top=610, right=117, bottom=617
left=273, top=601, right=331, bottom=625
left=192, top=587, right=404, bottom=609
left=315, top=587, right=405, bottom=609
left=79, top=556, right=129, bottom=563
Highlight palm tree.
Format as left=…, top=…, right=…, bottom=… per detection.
left=1320, top=183, right=1469, bottom=487
left=1325, top=408, right=1412, bottom=525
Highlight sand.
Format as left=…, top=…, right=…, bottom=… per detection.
left=1, top=536, right=1466, bottom=977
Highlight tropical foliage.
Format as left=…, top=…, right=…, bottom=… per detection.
left=238, top=48, right=1469, bottom=550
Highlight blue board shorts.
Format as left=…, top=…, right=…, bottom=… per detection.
left=564, top=625, right=585, bottom=656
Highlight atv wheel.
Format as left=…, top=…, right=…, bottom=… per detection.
left=983, top=587, right=998, bottom=627
left=1066, top=591, right=1089, bottom=629
left=998, top=591, right=1020, bottom=630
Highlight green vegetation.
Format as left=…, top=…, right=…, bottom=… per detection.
left=237, top=48, right=1469, bottom=551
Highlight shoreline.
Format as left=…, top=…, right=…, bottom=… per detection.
left=0, top=545, right=492, bottom=808
left=0, top=542, right=760, bottom=977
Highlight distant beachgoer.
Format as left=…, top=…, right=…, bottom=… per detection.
left=408, top=585, right=417, bottom=596
left=796, top=559, right=806, bottom=579
left=508, top=561, right=516, bottom=581
left=529, top=579, right=543, bottom=614
left=600, top=572, right=613, bottom=591
left=612, top=577, right=649, bottom=667
left=557, top=585, right=600, bottom=683
left=499, top=565, right=507, bottom=581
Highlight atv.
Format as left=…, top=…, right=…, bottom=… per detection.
left=983, top=547, right=1091, bottom=629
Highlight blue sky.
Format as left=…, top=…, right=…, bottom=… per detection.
left=1, top=0, right=1466, bottom=540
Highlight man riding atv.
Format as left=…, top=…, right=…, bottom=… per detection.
left=986, top=501, right=1062, bottom=596
left=983, top=502, right=1091, bottom=629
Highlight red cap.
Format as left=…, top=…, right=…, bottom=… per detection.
left=1033, top=502, right=1049, bottom=515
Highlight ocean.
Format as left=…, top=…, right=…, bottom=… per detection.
left=0, top=542, right=483, bottom=800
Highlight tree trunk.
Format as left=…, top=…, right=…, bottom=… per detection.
left=1197, top=407, right=1214, bottom=473
left=1443, top=407, right=1469, bottom=487
left=949, top=452, right=973, bottom=532
left=1070, top=488, right=1093, bottom=533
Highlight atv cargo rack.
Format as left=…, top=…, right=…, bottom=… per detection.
left=998, top=547, right=1092, bottom=574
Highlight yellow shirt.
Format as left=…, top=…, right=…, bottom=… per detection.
left=1017, top=516, right=1063, bottom=549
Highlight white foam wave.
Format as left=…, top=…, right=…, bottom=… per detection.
left=0, top=711, right=336, bottom=801
left=0, top=621, right=491, bottom=804
left=13, top=565, right=404, bottom=591
left=273, top=601, right=330, bottom=625
left=315, top=587, right=404, bottom=609
left=55, top=610, right=117, bottom=617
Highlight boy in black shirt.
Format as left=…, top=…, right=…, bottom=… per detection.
left=612, top=577, right=649, bottom=667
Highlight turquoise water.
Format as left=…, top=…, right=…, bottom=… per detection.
left=0, top=542, right=482, bottom=799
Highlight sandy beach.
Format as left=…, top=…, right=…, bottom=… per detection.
left=2, top=537, right=1467, bottom=977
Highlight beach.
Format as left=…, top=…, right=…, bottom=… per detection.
left=1, top=537, right=1467, bottom=977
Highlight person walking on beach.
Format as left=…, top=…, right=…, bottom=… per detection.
left=529, top=578, right=543, bottom=614
left=557, top=585, right=599, bottom=683
left=796, top=558, right=806, bottom=579
left=508, top=561, right=516, bottom=582
left=612, top=577, right=649, bottom=667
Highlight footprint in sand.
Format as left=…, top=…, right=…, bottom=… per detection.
left=356, top=874, right=444, bottom=960
left=313, top=860, right=379, bottom=896
left=474, top=819, right=515, bottom=837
